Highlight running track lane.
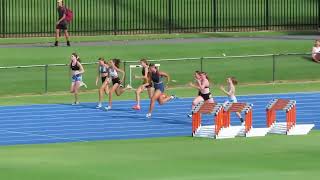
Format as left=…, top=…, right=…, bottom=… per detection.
left=0, top=92, right=319, bottom=146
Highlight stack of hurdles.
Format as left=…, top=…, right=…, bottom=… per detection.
left=191, top=99, right=315, bottom=139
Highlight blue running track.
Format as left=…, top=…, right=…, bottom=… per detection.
left=0, top=92, right=319, bottom=146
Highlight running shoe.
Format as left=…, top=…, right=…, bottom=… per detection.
left=146, top=113, right=152, bottom=118
left=126, top=84, right=133, bottom=89
left=132, top=105, right=141, bottom=110
left=72, top=102, right=80, bottom=105
left=105, top=106, right=112, bottom=111
left=170, top=95, right=177, bottom=100
left=96, top=103, right=102, bottom=108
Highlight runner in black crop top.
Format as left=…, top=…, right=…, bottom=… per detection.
left=70, top=63, right=80, bottom=71
left=69, top=53, right=85, bottom=105
left=188, top=71, right=214, bottom=118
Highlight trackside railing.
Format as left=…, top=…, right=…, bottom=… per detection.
left=0, top=53, right=317, bottom=95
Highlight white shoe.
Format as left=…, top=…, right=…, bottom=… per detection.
left=187, top=114, right=192, bottom=118
left=146, top=113, right=152, bottom=118
left=80, top=82, right=87, bottom=88
left=105, top=106, right=112, bottom=111
left=170, top=95, right=177, bottom=100
left=72, top=102, right=80, bottom=105
left=126, top=84, right=132, bottom=89
left=241, top=122, right=245, bottom=126
left=96, top=104, right=102, bottom=108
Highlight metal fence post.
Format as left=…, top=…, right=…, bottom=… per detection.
left=212, top=0, right=217, bottom=32
left=44, top=64, right=48, bottom=93
left=318, top=0, right=320, bottom=29
left=265, top=0, right=269, bottom=30
left=113, top=0, right=118, bottom=35
left=1, top=0, right=5, bottom=37
left=168, top=0, right=172, bottom=34
left=200, top=57, right=203, bottom=72
left=272, top=54, right=276, bottom=82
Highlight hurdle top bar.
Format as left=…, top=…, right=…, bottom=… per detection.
left=266, top=99, right=278, bottom=109
left=223, top=102, right=253, bottom=114
left=192, top=101, right=205, bottom=113
left=284, top=100, right=296, bottom=112
left=192, top=101, right=223, bottom=115
left=266, top=99, right=296, bottom=111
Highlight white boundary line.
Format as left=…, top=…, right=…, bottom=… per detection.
left=1, top=127, right=189, bottom=138
left=3, top=130, right=88, bottom=142
left=0, top=91, right=320, bottom=107
left=1, top=93, right=320, bottom=110
left=0, top=131, right=190, bottom=144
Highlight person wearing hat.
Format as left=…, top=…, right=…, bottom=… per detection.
left=55, top=0, right=71, bottom=46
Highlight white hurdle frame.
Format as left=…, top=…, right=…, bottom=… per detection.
left=129, top=64, right=160, bottom=87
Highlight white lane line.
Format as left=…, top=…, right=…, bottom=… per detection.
left=3, top=130, right=88, bottom=142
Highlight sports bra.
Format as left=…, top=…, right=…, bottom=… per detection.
left=151, top=72, right=162, bottom=83
left=141, top=67, right=146, bottom=76
left=99, top=65, right=108, bottom=73
left=109, top=68, right=118, bottom=78
left=70, top=62, right=80, bottom=71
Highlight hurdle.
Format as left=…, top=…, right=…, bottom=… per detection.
left=129, top=63, right=160, bottom=87
left=192, top=101, right=244, bottom=139
left=223, top=102, right=269, bottom=137
left=266, top=99, right=314, bottom=135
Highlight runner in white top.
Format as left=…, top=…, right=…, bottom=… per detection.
left=96, top=58, right=110, bottom=108
left=312, top=40, right=320, bottom=63
left=105, top=59, right=132, bottom=110
left=220, top=77, right=244, bottom=125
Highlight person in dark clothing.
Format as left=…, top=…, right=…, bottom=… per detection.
left=146, top=64, right=176, bottom=119
left=55, top=0, right=70, bottom=46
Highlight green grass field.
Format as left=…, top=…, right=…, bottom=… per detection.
left=0, top=37, right=318, bottom=95
left=0, top=33, right=319, bottom=180
left=1, top=132, right=319, bottom=180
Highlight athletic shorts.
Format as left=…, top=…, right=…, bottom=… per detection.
left=227, top=96, right=238, bottom=103
left=154, top=82, right=164, bottom=93
left=101, top=76, right=108, bottom=83
left=72, top=74, right=82, bottom=82
left=200, top=92, right=212, bottom=101
left=112, top=77, right=121, bottom=85
left=145, top=83, right=152, bottom=89
left=56, top=22, right=67, bottom=30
